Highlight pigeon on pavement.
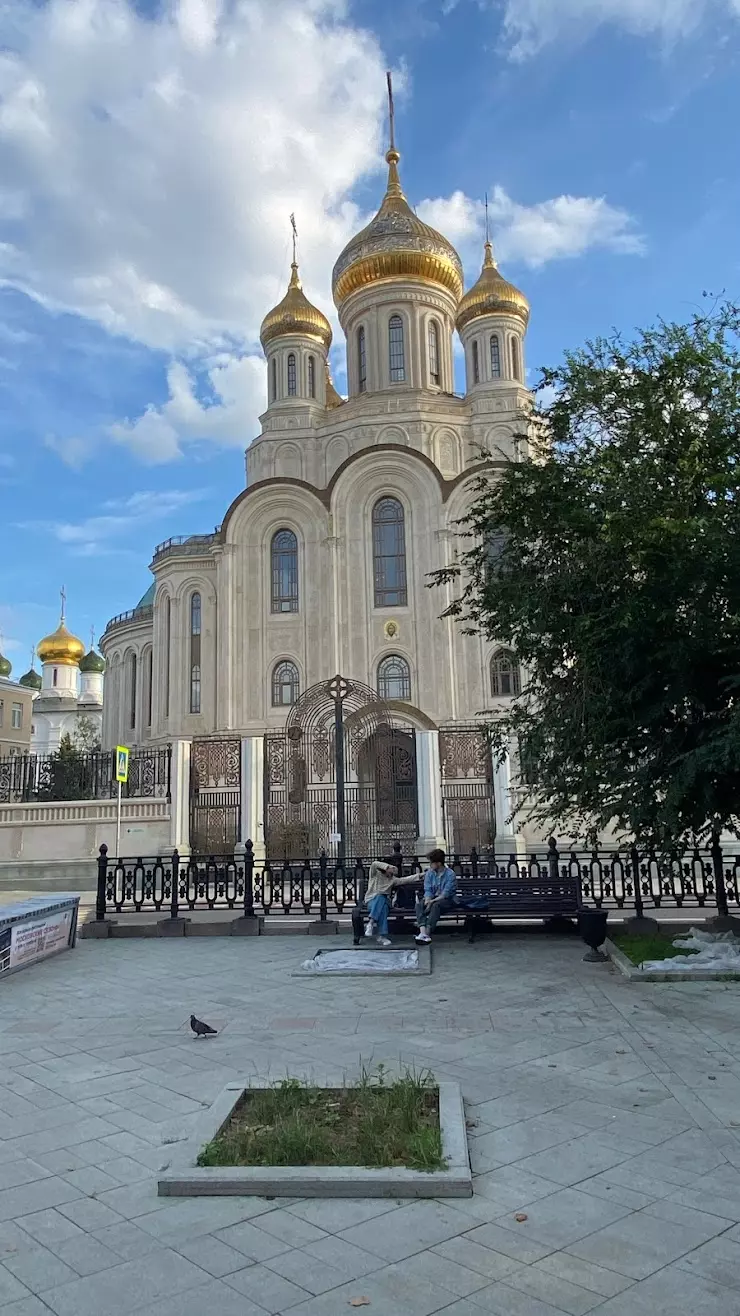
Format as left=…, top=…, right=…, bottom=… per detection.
left=190, top=1014, right=217, bottom=1038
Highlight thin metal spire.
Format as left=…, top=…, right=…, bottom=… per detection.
left=289, top=213, right=297, bottom=266
left=386, top=70, right=395, bottom=152
left=60, top=584, right=66, bottom=624
left=484, top=192, right=490, bottom=244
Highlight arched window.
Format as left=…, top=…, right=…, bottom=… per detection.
left=272, top=661, right=300, bottom=707
left=490, top=334, right=501, bottom=379
left=287, top=353, right=297, bottom=396
left=128, top=652, right=137, bottom=730
left=270, top=357, right=277, bottom=402
left=472, top=340, right=480, bottom=385
left=146, top=648, right=153, bottom=728
left=189, top=592, right=201, bottom=715
left=271, top=529, right=299, bottom=613
left=377, top=654, right=411, bottom=701
left=308, top=355, right=315, bottom=399
left=164, top=597, right=171, bottom=718
left=372, top=497, right=407, bottom=608
left=358, top=327, right=367, bottom=393
left=428, top=320, right=440, bottom=386
left=388, top=315, right=406, bottom=383
left=490, top=648, right=520, bottom=697
left=511, top=336, right=522, bottom=382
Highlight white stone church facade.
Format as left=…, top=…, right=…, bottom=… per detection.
left=100, top=143, right=534, bottom=860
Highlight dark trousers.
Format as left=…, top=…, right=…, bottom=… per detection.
left=415, top=896, right=454, bottom=932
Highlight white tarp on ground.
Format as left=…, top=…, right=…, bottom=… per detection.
left=642, top=926, right=740, bottom=973
left=301, top=949, right=420, bottom=974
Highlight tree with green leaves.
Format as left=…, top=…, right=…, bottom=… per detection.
left=436, top=301, right=740, bottom=847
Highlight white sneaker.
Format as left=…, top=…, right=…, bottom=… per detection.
left=415, top=931, right=431, bottom=944
left=364, top=920, right=376, bottom=938
left=377, top=936, right=392, bottom=947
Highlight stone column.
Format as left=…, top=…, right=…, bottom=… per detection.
left=237, top=735, right=265, bottom=860
left=492, top=742, right=526, bottom=856
left=168, top=738, right=192, bottom=855
left=415, top=730, right=446, bottom=854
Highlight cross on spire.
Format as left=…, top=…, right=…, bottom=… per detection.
left=289, top=213, right=297, bottom=266
left=90, top=625, right=96, bottom=651
left=485, top=191, right=490, bottom=244
left=386, top=70, right=395, bottom=152
left=60, top=584, right=67, bottom=624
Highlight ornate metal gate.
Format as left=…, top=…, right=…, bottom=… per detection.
left=190, top=738, right=241, bottom=853
left=264, top=676, right=418, bottom=861
left=440, top=725, right=496, bottom=855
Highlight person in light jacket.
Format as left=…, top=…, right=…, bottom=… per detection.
left=364, top=861, right=418, bottom=946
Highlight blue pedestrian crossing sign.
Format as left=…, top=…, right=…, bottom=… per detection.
left=115, top=746, right=130, bottom=784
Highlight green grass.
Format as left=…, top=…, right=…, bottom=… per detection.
left=197, top=1065, right=446, bottom=1173
left=613, top=931, right=700, bottom=966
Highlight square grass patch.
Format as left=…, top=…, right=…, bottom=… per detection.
left=158, top=1073, right=472, bottom=1199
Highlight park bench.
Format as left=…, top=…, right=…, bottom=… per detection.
left=352, top=872, right=583, bottom=944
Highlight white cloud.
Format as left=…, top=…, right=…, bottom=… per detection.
left=418, top=186, right=643, bottom=270
left=498, top=0, right=740, bottom=59
left=108, top=353, right=265, bottom=463
left=19, top=488, right=205, bottom=555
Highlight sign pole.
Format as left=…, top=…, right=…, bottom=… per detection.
left=116, top=779, right=122, bottom=859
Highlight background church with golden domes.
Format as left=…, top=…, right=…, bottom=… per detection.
left=0, top=596, right=105, bottom=756
left=100, top=95, right=534, bottom=855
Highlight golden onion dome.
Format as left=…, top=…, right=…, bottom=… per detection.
left=260, top=262, right=332, bottom=352
left=324, top=361, right=344, bottom=409
left=332, top=150, right=464, bottom=310
left=36, top=621, right=85, bottom=668
left=456, top=241, right=529, bottom=332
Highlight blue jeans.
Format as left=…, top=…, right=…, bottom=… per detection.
left=367, top=893, right=390, bottom=937
left=415, top=896, right=454, bottom=932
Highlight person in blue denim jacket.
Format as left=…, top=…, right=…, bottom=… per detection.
left=415, top=849, right=457, bottom=944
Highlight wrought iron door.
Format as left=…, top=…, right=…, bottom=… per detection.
left=189, top=738, right=241, bottom=853
left=440, top=725, right=496, bottom=855
left=264, top=676, right=418, bottom=861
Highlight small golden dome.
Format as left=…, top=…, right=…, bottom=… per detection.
left=260, top=263, right=332, bottom=352
left=325, top=361, right=344, bottom=409
left=332, top=150, right=464, bottom=310
left=456, top=241, right=530, bottom=332
left=37, top=621, right=85, bottom=668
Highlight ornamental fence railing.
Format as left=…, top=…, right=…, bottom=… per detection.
left=0, top=747, right=171, bottom=805
left=94, top=836, right=740, bottom=922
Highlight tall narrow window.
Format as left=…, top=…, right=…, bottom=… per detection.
left=271, top=529, right=299, bottom=613
left=146, top=648, right=153, bottom=728
left=308, top=355, right=315, bottom=399
left=189, top=592, right=201, bottom=715
left=388, top=315, right=406, bottom=383
left=428, top=320, right=440, bottom=386
left=490, top=334, right=501, bottom=379
left=129, top=652, right=137, bottom=730
left=270, top=357, right=277, bottom=402
left=511, top=336, right=522, bottom=381
left=164, top=597, right=171, bottom=718
left=53, top=668, right=58, bottom=688
left=377, top=654, right=411, bottom=701
left=271, top=661, right=300, bottom=707
left=11, top=703, right=22, bottom=729
left=287, top=353, right=297, bottom=396
left=472, top=340, right=480, bottom=384
left=490, top=648, right=521, bottom=697
left=372, top=497, right=407, bottom=608
left=358, top=326, right=367, bottom=393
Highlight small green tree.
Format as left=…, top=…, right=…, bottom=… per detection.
left=435, top=301, right=740, bottom=847
left=73, top=716, right=101, bottom=754
left=45, top=732, right=94, bottom=801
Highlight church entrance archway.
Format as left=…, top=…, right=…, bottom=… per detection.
left=264, top=676, right=418, bottom=861
left=189, top=737, right=241, bottom=853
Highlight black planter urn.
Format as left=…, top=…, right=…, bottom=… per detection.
left=579, top=907, right=609, bottom=962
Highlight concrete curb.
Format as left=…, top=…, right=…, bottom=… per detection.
left=605, top=937, right=740, bottom=982
left=157, top=1080, right=472, bottom=1199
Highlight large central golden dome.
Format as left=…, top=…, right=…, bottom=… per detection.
left=332, top=150, right=464, bottom=310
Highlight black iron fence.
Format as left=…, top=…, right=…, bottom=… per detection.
left=0, top=747, right=171, bottom=804
left=94, top=836, right=740, bottom=921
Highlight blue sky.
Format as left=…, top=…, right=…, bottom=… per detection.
left=0, top=0, right=738, bottom=672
